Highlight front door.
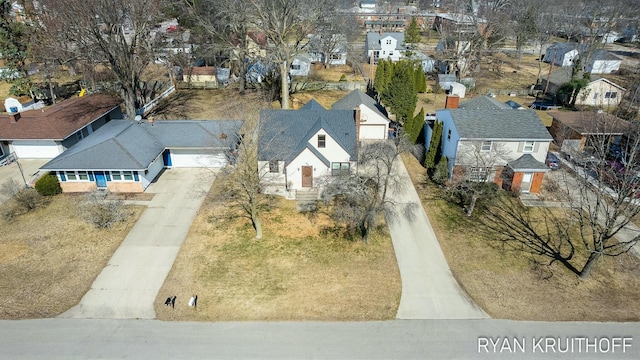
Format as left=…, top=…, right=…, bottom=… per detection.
left=521, top=172, right=533, bottom=193
left=301, top=166, right=313, bottom=187
left=95, top=171, right=107, bottom=188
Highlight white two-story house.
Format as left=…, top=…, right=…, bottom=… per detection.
left=258, top=100, right=358, bottom=198
left=434, top=96, right=553, bottom=194
left=365, top=32, right=405, bottom=63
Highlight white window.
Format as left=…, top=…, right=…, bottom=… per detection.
left=291, top=64, right=301, bottom=70
left=269, top=160, right=279, bottom=173
left=331, top=162, right=350, bottom=176
left=481, top=141, right=492, bottom=152
left=66, top=171, right=77, bottom=181
left=523, top=141, right=535, bottom=153
left=110, top=171, right=136, bottom=181
left=468, top=167, right=491, bottom=182
left=386, top=39, right=391, bottom=45
left=389, top=51, right=394, bottom=56
left=605, top=92, right=617, bottom=99
left=318, top=134, right=326, bottom=148
left=77, top=171, right=89, bottom=181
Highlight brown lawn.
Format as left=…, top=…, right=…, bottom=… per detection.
left=155, top=184, right=401, bottom=321
left=0, top=195, right=144, bottom=319
left=402, top=154, right=640, bottom=321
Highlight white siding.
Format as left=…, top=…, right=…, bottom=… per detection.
left=169, top=149, right=227, bottom=167
left=359, top=124, right=386, bottom=139
left=285, top=148, right=331, bottom=190
left=358, top=105, right=389, bottom=140
left=576, top=79, right=624, bottom=106
left=456, top=140, right=550, bottom=165
left=309, top=129, right=351, bottom=160
left=11, top=140, right=63, bottom=159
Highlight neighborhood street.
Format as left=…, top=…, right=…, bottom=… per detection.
left=0, top=318, right=638, bottom=359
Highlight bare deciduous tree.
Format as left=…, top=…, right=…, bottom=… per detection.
left=38, top=0, right=163, bottom=118
left=248, top=0, right=332, bottom=109
left=322, top=137, right=416, bottom=243
left=447, top=141, right=510, bottom=216
left=480, top=114, right=640, bottom=279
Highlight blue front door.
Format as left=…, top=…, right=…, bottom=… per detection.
left=95, top=171, right=107, bottom=188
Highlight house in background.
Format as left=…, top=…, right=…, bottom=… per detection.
left=185, top=66, right=218, bottom=87
left=290, top=55, right=312, bottom=77
left=433, top=96, right=553, bottom=194
left=331, top=89, right=390, bottom=140
left=541, top=69, right=626, bottom=107
left=4, top=96, right=43, bottom=113
left=547, top=111, right=631, bottom=153
left=365, top=32, right=405, bottom=63
left=587, top=49, right=622, bottom=74
left=544, top=42, right=579, bottom=67
left=544, top=43, right=621, bottom=74
left=307, top=34, right=348, bottom=66
left=0, top=94, right=123, bottom=159
left=41, top=119, right=242, bottom=193
left=258, top=100, right=357, bottom=197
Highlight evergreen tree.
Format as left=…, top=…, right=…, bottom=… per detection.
left=414, top=66, right=427, bottom=93
left=425, top=120, right=443, bottom=169
left=405, top=17, right=421, bottom=56
left=0, top=1, right=32, bottom=95
left=374, top=60, right=387, bottom=99
left=432, top=156, right=449, bottom=185
left=405, top=107, right=424, bottom=143
left=384, top=61, right=416, bottom=124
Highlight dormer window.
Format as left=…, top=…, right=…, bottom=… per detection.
left=318, top=134, right=326, bottom=148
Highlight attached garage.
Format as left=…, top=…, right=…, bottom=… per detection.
left=359, top=125, right=387, bottom=140
left=167, top=149, right=228, bottom=168
left=12, top=140, right=62, bottom=159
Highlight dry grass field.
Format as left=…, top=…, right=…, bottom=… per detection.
left=155, top=185, right=401, bottom=321
left=0, top=195, right=144, bottom=319
left=402, top=154, right=640, bottom=321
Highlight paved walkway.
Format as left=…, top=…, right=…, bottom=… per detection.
left=388, top=160, right=488, bottom=319
left=60, top=168, right=216, bottom=319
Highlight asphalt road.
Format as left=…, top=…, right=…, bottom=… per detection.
left=1, top=318, right=638, bottom=359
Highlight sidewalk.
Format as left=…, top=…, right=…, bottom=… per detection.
left=59, top=168, right=216, bottom=319
left=388, top=160, right=488, bottom=319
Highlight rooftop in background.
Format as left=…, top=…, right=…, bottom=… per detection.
left=0, top=94, right=123, bottom=141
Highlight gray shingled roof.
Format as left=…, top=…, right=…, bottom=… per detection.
left=366, top=32, right=405, bottom=51
left=458, top=96, right=512, bottom=110
left=41, top=120, right=243, bottom=171
left=301, top=99, right=326, bottom=111
left=508, top=154, right=549, bottom=172
left=448, top=109, right=552, bottom=140
left=258, top=108, right=357, bottom=165
left=592, top=49, right=621, bottom=61
left=331, top=89, right=388, bottom=118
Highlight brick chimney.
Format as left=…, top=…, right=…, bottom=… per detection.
left=354, top=105, right=361, bottom=141
left=9, top=112, right=20, bottom=123
left=445, top=95, right=459, bottom=109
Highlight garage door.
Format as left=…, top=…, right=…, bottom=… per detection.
left=168, top=149, right=227, bottom=168
left=359, top=125, right=386, bottom=140
left=12, top=141, right=61, bottom=159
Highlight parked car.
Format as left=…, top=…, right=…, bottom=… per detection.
left=546, top=153, right=561, bottom=170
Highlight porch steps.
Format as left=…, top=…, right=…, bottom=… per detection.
left=296, top=188, right=319, bottom=212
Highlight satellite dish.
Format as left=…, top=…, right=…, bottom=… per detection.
left=134, top=115, right=142, bottom=122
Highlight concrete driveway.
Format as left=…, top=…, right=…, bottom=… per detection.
left=388, top=160, right=488, bottom=319
left=0, top=159, right=48, bottom=204
left=60, top=168, right=216, bottom=319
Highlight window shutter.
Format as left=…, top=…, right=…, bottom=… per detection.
left=59, top=171, right=66, bottom=182
left=134, top=172, right=140, bottom=182
left=517, top=142, right=524, bottom=152
left=106, top=173, right=111, bottom=181
left=89, top=172, right=95, bottom=181
left=533, top=142, right=540, bottom=152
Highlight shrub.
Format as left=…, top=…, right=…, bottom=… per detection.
left=339, top=74, right=347, bottom=81
left=35, top=174, right=62, bottom=196
left=80, top=191, right=127, bottom=228
left=1, top=178, right=43, bottom=212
